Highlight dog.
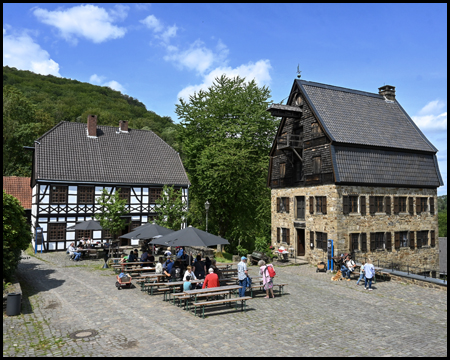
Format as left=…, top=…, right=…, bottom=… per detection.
left=331, top=270, right=342, bottom=281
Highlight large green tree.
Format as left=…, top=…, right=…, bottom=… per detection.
left=3, top=190, right=32, bottom=281
left=155, top=185, right=187, bottom=231
left=176, top=75, right=278, bottom=253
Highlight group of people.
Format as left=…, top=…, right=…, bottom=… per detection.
left=340, top=254, right=376, bottom=290
left=118, top=248, right=156, bottom=267
left=237, top=256, right=276, bottom=298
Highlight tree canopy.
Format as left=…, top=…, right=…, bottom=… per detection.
left=176, top=75, right=279, bottom=253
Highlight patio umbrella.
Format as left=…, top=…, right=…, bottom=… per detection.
left=66, top=220, right=103, bottom=231
left=149, top=226, right=229, bottom=247
left=119, top=223, right=174, bottom=240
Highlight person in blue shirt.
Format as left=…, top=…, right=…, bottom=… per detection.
left=176, top=247, right=184, bottom=259
left=183, top=275, right=193, bottom=291
left=363, top=259, right=376, bottom=291
left=237, top=256, right=248, bottom=297
left=163, top=257, right=174, bottom=279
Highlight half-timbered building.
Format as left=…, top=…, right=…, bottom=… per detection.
left=267, top=79, right=443, bottom=269
left=31, top=115, right=190, bottom=251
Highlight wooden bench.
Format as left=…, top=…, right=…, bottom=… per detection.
left=246, top=282, right=288, bottom=297
left=192, top=296, right=252, bottom=318
left=87, top=249, right=99, bottom=259
left=173, top=291, right=230, bottom=309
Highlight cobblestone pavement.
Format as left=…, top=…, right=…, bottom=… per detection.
left=3, top=252, right=447, bottom=357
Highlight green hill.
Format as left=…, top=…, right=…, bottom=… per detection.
left=3, top=66, right=180, bottom=176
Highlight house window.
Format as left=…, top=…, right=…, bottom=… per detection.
left=394, top=197, right=407, bottom=214
left=78, top=186, right=95, bottom=204
left=102, top=228, right=112, bottom=239
left=48, top=223, right=65, bottom=241
left=296, top=196, right=305, bottom=220
left=416, top=198, right=428, bottom=214
left=315, top=196, right=327, bottom=214
left=370, top=232, right=386, bottom=250
left=416, top=231, right=428, bottom=248
left=131, top=221, right=141, bottom=230
left=395, top=231, right=409, bottom=249
left=277, top=228, right=280, bottom=243
left=279, top=163, right=286, bottom=178
left=149, top=188, right=162, bottom=203
left=312, top=156, right=321, bottom=174
left=277, top=197, right=290, bottom=213
left=50, top=186, right=67, bottom=204
left=360, top=233, right=367, bottom=252
left=351, top=233, right=359, bottom=251
left=311, top=122, right=322, bottom=136
left=316, top=232, right=327, bottom=251
left=118, top=188, right=130, bottom=204
left=369, top=196, right=384, bottom=214
left=76, top=230, right=91, bottom=243
left=349, top=196, right=358, bottom=213
left=429, top=197, right=435, bottom=215
left=281, top=228, right=290, bottom=245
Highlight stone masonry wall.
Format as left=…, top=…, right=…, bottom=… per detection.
left=271, top=185, right=439, bottom=270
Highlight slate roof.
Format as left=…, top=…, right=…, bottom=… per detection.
left=331, top=145, right=443, bottom=187
left=34, top=122, right=190, bottom=186
left=297, top=80, right=437, bottom=153
left=3, top=176, right=32, bottom=208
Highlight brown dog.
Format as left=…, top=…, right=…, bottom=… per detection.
left=331, top=270, right=342, bottom=281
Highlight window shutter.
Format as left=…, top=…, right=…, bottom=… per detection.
left=395, top=232, right=400, bottom=249
left=360, top=196, right=366, bottom=215
left=369, top=196, right=375, bottom=215
left=416, top=197, right=421, bottom=214
left=277, top=228, right=280, bottom=243
left=385, top=196, right=391, bottom=215
left=277, top=198, right=280, bottom=213
left=386, top=232, right=392, bottom=251
left=343, top=196, right=349, bottom=215
left=310, top=231, right=314, bottom=249
left=285, top=198, right=290, bottom=213
left=408, top=197, right=414, bottom=215
left=430, top=230, right=435, bottom=247
left=409, top=231, right=415, bottom=249
left=286, top=228, right=290, bottom=245
left=309, top=197, right=314, bottom=214
left=370, top=233, right=376, bottom=251
left=361, top=233, right=367, bottom=252
left=322, top=197, right=327, bottom=214
left=394, top=197, right=399, bottom=214
left=430, top=197, right=435, bottom=215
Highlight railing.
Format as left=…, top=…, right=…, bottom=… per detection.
left=277, top=134, right=303, bottom=149
left=353, top=255, right=447, bottom=283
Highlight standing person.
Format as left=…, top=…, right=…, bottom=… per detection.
left=258, top=260, right=275, bottom=299
left=155, top=257, right=164, bottom=275
left=176, top=247, right=184, bottom=259
left=204, top=256, right=212, bottom=272
left=364, top=259, right=376, bottom=291
left=210, top=259, right=223, bottom=279
left=345, top=255, right=356, bottom=281
left=163, top=256, right=174, bottom=279
left=193, top=254, right=206, bottom=280
left=237, top=256, right=248, bottom=297
left=356, top=261, right=365, bottom=286
left=202, top=268, right=220, bottom=289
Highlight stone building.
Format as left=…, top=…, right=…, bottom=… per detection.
left=267, top=79, right=443, bottom=270
left=30, top=116, right=190, bottom=251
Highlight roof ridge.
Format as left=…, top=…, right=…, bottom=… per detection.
left=297, top=79, right=382, bottom=99
left=36, top=120, right=68, bottom=141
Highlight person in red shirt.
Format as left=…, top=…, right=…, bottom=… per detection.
left=202, top=268, right=220, bottom=289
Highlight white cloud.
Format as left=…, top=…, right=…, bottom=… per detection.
left=3, top=29, right=61, bottom=76
left=158, top=25, right=178, bottom=43
left=33, top=4, right=127, bottom=44
left=177, top=60, right=272, bottom=102
left=140, top=14, right=163, bottom=32
left=164, top=39, right=229, bottom=74
left=88, top=74, right=125, bottom=93
left=412, top=99, right=447, bottom=132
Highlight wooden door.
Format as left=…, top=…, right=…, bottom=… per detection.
left=297, top=229, right=305, bottom=256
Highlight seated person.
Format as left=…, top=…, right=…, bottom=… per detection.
left=345, top=255, right=356, bottom=281
left=169, top=261, right=183, bottom=282
left=119, top=253, right=127, bottom=264
left=163, top=257, right=174, bottom=279
left=202, top=268, right=220, bottom=289
left=183, top=275, right=193, bottom=291
left=68, top=242, right=82, bottom=261
left=127, top=249, right=137, bottom=262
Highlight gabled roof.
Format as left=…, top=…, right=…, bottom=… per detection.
left=296, top=80, right=437, bottom=153
left=3, top=176, right=32, bottom=209
left=34, top=121, right=190, bottom=186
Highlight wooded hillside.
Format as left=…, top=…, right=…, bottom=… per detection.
left=3, top=66, right=180, bottom=176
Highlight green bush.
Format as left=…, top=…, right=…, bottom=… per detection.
left=3, top=190, right=32, bottom=281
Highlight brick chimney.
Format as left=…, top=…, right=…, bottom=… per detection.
left=378, top=85, right=396, bottom=101
left=119, top=120, right=128, bottom=132
left=87, top=115, right=97, bottom=137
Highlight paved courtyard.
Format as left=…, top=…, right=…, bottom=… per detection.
left=3, top=252, right=447, bottom=357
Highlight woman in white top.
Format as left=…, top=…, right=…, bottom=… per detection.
left=183, top=265, right=197, bottom=281
left=155, top=257, right=164, bottom=274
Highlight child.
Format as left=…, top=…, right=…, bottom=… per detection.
left=183, top=275, right=192, bottom=291
left=356, top=261, right=365, bottom=286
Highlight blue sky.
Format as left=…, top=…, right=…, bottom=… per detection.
left=3, top=3, right=447, bottom=195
